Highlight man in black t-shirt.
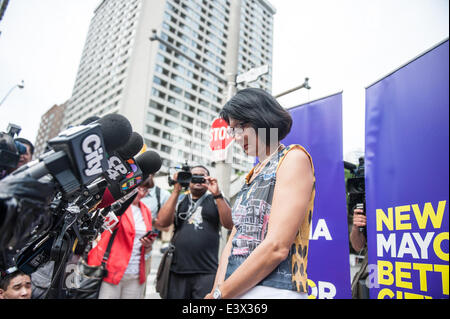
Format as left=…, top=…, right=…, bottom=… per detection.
left=154, top=165, right=232, bottom=299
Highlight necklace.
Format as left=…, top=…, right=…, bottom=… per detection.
left=252, top=144, right=283, bottom=176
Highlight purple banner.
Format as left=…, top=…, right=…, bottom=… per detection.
left=283, top=92, right=351, bottom=299
left=365, top=40, right=449, bottom=299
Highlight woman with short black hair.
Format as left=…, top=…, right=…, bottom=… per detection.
left=205, top=88, right=316, bottom=299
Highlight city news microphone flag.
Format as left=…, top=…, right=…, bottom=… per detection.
left=365, top=39, right=449, bottom=299
left=282, top=92, right=351, bottom=299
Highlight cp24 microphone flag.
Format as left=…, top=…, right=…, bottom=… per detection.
left=365, top=39, right=449, bottom=299
left=282, top=92, right=351, bottom=299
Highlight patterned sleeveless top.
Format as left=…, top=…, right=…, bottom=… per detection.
left=224, top=144, right=316, bottom=293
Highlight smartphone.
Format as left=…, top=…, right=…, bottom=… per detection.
left=141, top=230, right=158, bottom=240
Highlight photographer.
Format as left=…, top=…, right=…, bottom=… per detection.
left=350, top=205, right=369, bottom=299
left=13, top=138, right=34, bottom=169
left=350, top=206, right=367, bottom=252
left=155, top=165, right=232, bottom=299
left=0, top=124, right=26, bottom=180
left=345, top=157, right=369, bottom=298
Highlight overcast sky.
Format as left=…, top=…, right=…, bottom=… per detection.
left=0, top=0, right=448, bottom=161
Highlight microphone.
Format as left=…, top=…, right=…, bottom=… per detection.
left=97, top=114, right=132, bottom=153
left=116, top=132, right=144, bottom=160
left=104, top=132, right=143, bottom=183
left=4, top=114, right=133, bottom=197
left=135, top=150, right=162, bottom=180
left=97, top=150, right=162, bottom=209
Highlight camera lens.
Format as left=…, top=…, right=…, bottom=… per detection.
left=191, top=175, right=206, bottom=184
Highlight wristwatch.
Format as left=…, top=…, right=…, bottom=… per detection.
left=213, top=192, right=223, bottom=200
left=212, top=286, right=222, bottom=299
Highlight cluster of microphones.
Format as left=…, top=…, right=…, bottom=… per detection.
left=0, top=114, right=162, bottom=284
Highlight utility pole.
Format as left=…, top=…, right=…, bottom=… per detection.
left=215, top=0, right=241, bottom=201
left=149, top=1, right=243, bottom=254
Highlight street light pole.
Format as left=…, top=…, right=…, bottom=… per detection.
left=216, top=0, right=242, bottom=201
left=274, top=77, right=310, bottom=99
left=0, top=80, right=24, bottom=107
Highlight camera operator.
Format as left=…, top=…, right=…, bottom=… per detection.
left=350, top=206, right=367, bottom=252
left=0, top=124, right=26, bottom=180
left=155, top=165, right=232, bottom=299
left=13, top=138, right=34, bottom=169
left=350, top=205, right=369, bottom=299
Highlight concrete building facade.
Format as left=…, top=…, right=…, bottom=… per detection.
left=64, top=0, right=276, bottom=179
left=34, top=102, right=67, bottom=158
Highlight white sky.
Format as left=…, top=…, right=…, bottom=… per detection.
left=0, top=0, right=448, bottom=161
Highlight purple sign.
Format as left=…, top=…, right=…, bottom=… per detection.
left=283, top=92, right=351, bottom=299
left=365, top=40, right=449, bottom=299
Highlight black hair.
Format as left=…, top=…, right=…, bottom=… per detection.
left=0, top=270, right=28, bottom=290
left=14, top=137, right=34, bottom=155
left=191, top=165, right=210, bottom=176
left=219, top=88, right=292, bottom=144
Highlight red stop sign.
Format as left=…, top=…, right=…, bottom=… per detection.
left=209, top=118, right=233, bottom=151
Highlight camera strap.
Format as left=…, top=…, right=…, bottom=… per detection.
left=177, top=192, right=208, bottom=224
left=155, top=186, right=161, bottom=213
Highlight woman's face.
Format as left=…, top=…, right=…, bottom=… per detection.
left=228, top=118, right=260, bottom=156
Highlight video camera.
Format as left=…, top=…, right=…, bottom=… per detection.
left=345, top=157, right=365, bottom=230
left=0, top=123, right=27, bottom=179
left=168, top=161, right=206, bottom=188
left=0, top=114, right=162, bottom=298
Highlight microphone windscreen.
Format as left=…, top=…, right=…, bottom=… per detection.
left=98, top=114, right=132, bottom=153
left=116, top=132, right=143, bottom=160
left=81, top=116, right=100, bottom=125
left=135, top=151, right=162, bottom=176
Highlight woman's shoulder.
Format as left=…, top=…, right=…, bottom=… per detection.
left=278, top=144, right=314, bottom=171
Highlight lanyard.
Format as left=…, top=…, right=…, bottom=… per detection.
left=178, top=192, right=208, bottom=222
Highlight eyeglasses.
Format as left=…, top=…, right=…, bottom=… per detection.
left=227, top=123, right=248, bottom=138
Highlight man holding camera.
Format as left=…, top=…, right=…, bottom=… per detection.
left=155, top=165, right=232, bottom=299
left=350, top=205, right=369, bottom=299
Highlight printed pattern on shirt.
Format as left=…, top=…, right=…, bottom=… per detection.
left=230, top=144, right=315, bottom=293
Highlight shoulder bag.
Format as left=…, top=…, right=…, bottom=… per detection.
left=70, top=229, right=117, bottom=299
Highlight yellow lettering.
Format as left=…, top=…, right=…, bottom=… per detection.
left=378, top=260, right=394, bottom=286
left=404, top=292, right=432, bottom=299
left=395, top=205, right=412, bottom=230
left=395, top=262, right=412, bottom=289
left=396, top=290, right=432, bottom=299
left=433, top=232, right=449, bottom=261
left=378, top=288, right=394, bottom=299
left=433, top=264, right=449, bottom=295
left=307, top=279, right=317, bottom=299
left=377, top=207, right=394, bottom=231
left=412, top=200, right=446, bottom=229
left=412, top=263, right=433, bottom=292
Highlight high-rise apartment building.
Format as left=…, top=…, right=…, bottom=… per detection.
left=64, top=0, right=276, bottom=178
left=34, top=102, right=67, bottom=158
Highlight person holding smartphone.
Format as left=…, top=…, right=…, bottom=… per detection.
left=88, top=186, right=156, bottom=299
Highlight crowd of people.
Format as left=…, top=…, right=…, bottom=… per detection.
left=1, top=88, right=338, bottom=300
